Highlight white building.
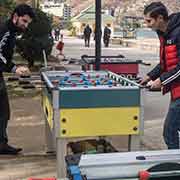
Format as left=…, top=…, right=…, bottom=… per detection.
left=43, top=0, right=64, bottom=3
left=63, top=4, right=71, bottom=20
left=40, top=0, right=64, bottom=17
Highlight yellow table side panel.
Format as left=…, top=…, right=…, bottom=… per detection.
left=42, top=95, right=53, bottom=129
left=60, top=107, right=140, bottom=137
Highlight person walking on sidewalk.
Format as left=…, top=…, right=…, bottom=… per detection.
left=140, top=2, right=180, bottom=149
left=54, top=27, right=60, bottom=41
left=103, top=25, right=111, bottom=47
left=0, top=4, right=35, bottom=155
left=83, top=24, right=92, bottom=47
left=56, top=34, right=65, bottom=58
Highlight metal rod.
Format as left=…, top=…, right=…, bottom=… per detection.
left=43, top=49, right=48, bottom=68
left=41, top=72, right=54, bottom=89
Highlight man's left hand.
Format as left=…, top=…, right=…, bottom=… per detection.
left=147, top=78, right=162, bottom=89
left=15, top=66, right=30, bottom=76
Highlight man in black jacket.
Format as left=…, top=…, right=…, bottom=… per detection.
left=0, top=4, right=35, bottom=154
left=83, top=24, right=92, bottom=47
left=141, top=2, right=180, bottom=149
left=103, top=26, right=111, bottom=47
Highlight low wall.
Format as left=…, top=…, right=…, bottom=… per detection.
left=111, top=38, right=159, bottom=53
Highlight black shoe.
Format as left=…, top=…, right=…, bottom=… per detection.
left=0, top=144, right=22, bottom=155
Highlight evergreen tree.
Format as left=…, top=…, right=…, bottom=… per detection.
left=0, top=0, right=15, bottom=22
left=16, top=9, right=54, bottom=67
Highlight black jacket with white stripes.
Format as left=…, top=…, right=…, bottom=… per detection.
left=147, top=13, right=180, bottom=99
left=0, top=20, right=18, bottom=73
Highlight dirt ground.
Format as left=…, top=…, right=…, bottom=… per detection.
left=8, top=95, right=46, bottom=154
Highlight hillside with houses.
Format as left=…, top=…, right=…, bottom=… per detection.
left=71, top=0, right=180, bottom=17
left=15, top=0, right=180, bottom=17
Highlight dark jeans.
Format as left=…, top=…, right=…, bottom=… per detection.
left=0, top=76, right=10, bottom=144
left=84, top=36, right=90, bottom=47
left=163, top=98, right=180, bottom=149
left=103, top=37, right=110, bottom=47
left=55, top=34, right=59, bottom=41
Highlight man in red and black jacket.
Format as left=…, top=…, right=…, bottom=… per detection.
left=141, top=2, right=180, bottom=149
left=0, top=4, right=35, bottom=154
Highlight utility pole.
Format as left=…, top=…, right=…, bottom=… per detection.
left=32, top=0, right=39, bottom=8
left=176, top=0, right=180, bottom=12
left=95, top=0, right=101, bottom=70
left=32, top=0, right=36, bottom=8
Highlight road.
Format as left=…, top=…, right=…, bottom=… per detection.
left=53, top=36, right=159, bottom=61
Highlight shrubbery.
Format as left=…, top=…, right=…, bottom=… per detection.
left=16, top=9, right=54, bottom=67
left=0, top=0, right=15, bottom=22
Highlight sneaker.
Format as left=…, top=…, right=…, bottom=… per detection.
left=0, top=144, right=22, bottom=155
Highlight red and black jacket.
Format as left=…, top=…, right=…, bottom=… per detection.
left=147, top=13, right=180, bottom=100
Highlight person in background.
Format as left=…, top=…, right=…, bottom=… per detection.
left=56, top=34, right=64, bottom=58
left=103, top=25, right=111, bottom=47
left=0, top=4, right=35, bottom=155
left=54, top=27, right=60, bottom=41
left=83, top=24, right=92, bottom=47
left=140, top=2, right=180, bottom=149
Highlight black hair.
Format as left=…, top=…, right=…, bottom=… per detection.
left=144, top=1, right=168, bottom=21
left=11, top=4, right=35, bottom=19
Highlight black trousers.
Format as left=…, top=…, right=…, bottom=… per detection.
left=103, top=37, right=110, bottom=47
left=0, top=75, right=10, bottom=144
left=84, top=36, right=90, bottom=47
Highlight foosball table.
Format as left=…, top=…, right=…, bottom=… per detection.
left=41, top=70, right=143, bottom=178
left=66, top=150, right=180, bottom=180
left=81, top=55, right=151, bottom=80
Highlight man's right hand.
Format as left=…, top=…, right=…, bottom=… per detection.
left=15, top=66, right=30, bottom=76
left=139, top=75, right=151, bottom=86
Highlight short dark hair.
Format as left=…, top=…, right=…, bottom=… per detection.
left=144, top=2, right=168, bottom=21
left=11, top=4, right=35, bottom=19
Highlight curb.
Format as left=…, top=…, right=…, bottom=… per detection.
left=112, top=38, right=159, bottom=52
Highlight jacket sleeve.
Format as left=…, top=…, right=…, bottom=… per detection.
left=160, top=36, right=180, bottom=86
left=147, top=63, right=161, bottom=80
left=0, top=31, right=16, bottom=72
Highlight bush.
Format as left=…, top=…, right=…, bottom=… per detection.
left=16, top=9, right=54, bottom=67
left=0, top=0, right=15, bottom=22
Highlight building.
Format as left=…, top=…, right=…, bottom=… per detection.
left=40, top=0, right=65, bottom=17
left=72, top=4, right=115, bottom=37
left=63, top=4, right=71, bottom=21
left=43, top=0, right=65, bottom=3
